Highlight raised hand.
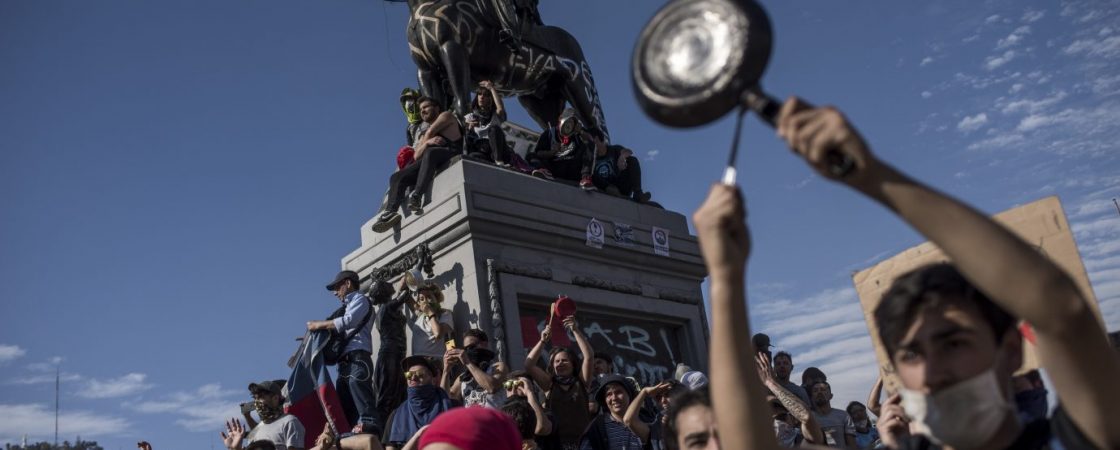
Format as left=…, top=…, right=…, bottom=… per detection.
left=776, top=97, right=872, bottom=182
left=220, top=419, right=246, bottom=450
left=479, top=80, right=493, bottom=89
left=692, top=184, right=751, bottom=278
left=755, top=353, right=776, bottom=385
left=562, top=315, right=577, bottom=331
left=876, top=393, right=911, bottom=448
left=643, top=381, right=674, bottom=397
left=539, top=325, right=552, bottom=343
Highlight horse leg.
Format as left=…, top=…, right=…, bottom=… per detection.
left=438, top=40, right=473, bottom=117
left=417, top=67, right=448, bottom=110
left=517, top=91, right=566, bottom=130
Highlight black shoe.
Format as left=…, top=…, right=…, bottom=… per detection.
left=371, top=211, right=401, bottom=233
left=407, top=194, right=423, bottom=215
left=633, top=191, right=652, bottom=203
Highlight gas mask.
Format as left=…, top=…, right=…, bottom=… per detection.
left=254, top=398, right=283, bottom=424
left=900, top=369, right=1014, bottom=449
left=558, top=115, right=583, bottom=138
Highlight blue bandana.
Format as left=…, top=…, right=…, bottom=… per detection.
left=387, top=385, right=453, bottom=443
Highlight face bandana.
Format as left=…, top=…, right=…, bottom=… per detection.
left=254, top=399, right=283, bottom=424
left=900, top=369, right=1014, bottom=449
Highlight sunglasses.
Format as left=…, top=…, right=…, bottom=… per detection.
left=502, top=379, right=525, bottom=390
left=405, top=370, right=426, bottom=381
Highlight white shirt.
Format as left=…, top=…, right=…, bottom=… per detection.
left=247, top=414, right=305, bottom=450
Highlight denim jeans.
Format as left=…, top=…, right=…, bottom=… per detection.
left=338, top=350, right=381, bottom=435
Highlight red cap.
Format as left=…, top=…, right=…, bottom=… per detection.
left=418, top=407, right=520, bottom=450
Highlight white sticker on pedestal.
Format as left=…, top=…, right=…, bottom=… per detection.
left=652, top=226, right=670, bottom=256
left=586, top=218, right=604, bottom=249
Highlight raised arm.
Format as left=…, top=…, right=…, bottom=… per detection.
left=480, top=81, right=506, bottom=120
left=565, top=315, right=595, bottom=386
left=756, top=354, right=822, bottom=444
left=520, top=383, right=554, bottom=436
left=777, top=97, right=1120, bottom=449
left=625, top=383, right=669, bottom=444
left=866, top=375, right=883, bottom=417
left=440, top=351, right=459, bottom=400
left=524, top=327, right=554, bottom=391
left=693, top=185, right=776, bottom=450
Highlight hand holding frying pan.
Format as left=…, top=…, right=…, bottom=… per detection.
left=632, top=0, right=855, bottom=184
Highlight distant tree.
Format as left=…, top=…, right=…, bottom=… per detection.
left=4, top=440, right=103, bottom=450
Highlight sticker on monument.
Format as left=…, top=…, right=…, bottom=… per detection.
left=612, top=222, right=635, bottom=247
left=652, top=226, right=670, bottom=256
left=586, top=218, right=605, bottom=249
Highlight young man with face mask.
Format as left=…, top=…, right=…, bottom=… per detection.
left=221, top=380, right=306, bottom=450
left=845, top=402, right=880, bottom=450
left=385, top=356, right=453, bottom=450
left=695, top=97, right=1120, bottom=450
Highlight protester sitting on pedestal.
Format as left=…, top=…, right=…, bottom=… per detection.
left=222, top=380, right=306, bottom=450
left=756, top=353, right=823, bottom=447
left=502, top=370, right=554, bottom=444
left=307, top=271, right=380, bottom=436
left=845, top=401, right=879, bottom=450
left=579, top=374, right=644, bottom=450
left=371, top=97, right=463, bottom=232
left=464, top=81, right=511, bottom=167
left=524, top=314, right=596, bottom=450
left=589, top=136, right=652, bottom=203
left=384, top=356, right=454, bottom=450
left=530, top=109, right=596, bottom=190
left=404, top=283, right=453, bottom=365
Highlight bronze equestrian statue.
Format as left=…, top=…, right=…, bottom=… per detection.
left=401, top=0, right=610, bottom=141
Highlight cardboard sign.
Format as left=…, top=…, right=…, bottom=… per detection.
left=852, top=196, right=1103, bottom=394
left=652, top=226, right=670, bottom=256
left=586, top=218, right=605, bottom=249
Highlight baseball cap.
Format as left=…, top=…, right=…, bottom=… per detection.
left=248, top=379, right=285, bottom=396
left=325, top=270, right=359, bottom=291
left=680, top=371, right=709, bottom=390
left=752, top=333, right=773, bottom=350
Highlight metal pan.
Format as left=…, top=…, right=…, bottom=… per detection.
left=632, top=0, right=854, bottom=179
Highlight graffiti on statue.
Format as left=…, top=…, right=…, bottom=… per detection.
left=519, top=305, right=683, bottom=386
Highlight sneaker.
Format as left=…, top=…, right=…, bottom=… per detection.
left=532, top=168, right=554, bottom=180
left=371, top=211, right=401, bottom=233
left=634, top=191, right=652, bottom=203
left=579, top=175, right=596, bottom=191
left=407, top=194, right=423, bottom=214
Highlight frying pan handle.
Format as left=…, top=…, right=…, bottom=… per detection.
left=744, top=90, right=856, bottom=178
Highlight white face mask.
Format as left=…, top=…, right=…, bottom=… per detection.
left=900, top=369, right=1014, bottom=449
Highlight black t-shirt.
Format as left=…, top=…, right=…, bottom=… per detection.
left=895, top=407, right=1097, bottom=450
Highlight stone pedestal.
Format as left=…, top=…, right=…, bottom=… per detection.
left=342, top=159, right=709, bottom=384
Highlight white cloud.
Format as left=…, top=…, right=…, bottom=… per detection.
left=957, top=113, right=989, bottom=132
left=920, top=57, right=934, bottom=67
left=0, top=345, right=26, bottom=364
left=645, top=149, right=659, bottom=161
left=997, top=26, right=1032, bottom=49
left=1072, top=216, right=1120, bottom=241
left=985, top=50, right=1018, bottom=70
left=967, top=131, right=1024, bottom=151
left=985, top=14, right=1002, bottom=24
left=131, top=383, right=243, bottom=432
left=0, top=403, right=130, bottom=443
left=920, top=91, right=932, bottom=99
left=77, top=373, right=153, bottom=399
left=1017, top=108, right=1076, bottom=132
left=1064, top=36, right=1120, bottom=58
left=1022, top=9, right=1045, bottom=23
left=1000, top=91, right=1068, bottom=115
left=1009, top=83, right=1025, bottom=93
left=9, top=372, right=82, bottom=385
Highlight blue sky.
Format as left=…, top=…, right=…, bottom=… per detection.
left=2, top=0, right=1118, bottom=448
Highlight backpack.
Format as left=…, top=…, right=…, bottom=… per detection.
left=322, top=296, right=373, bottom=366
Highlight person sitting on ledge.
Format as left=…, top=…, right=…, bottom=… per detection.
left=530, top=109, right=596, bottom=190
left=589, top=136, right=652, bottom=203
left=464, top=81, right=512, bottom=167
left=371, top=97, right=462, bottom=233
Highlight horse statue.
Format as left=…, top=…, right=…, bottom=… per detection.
left=402, top=0, right=610, bottom=141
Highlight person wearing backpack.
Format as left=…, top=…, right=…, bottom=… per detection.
left=307, top=270, right=380, bottom=437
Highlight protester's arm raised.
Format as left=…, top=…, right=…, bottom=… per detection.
left=866, top=376, right=883, bottom=417
left=524, top=328, right=554, bottom=392
left=756, top=354, right=823, bottom=445
left=777, top=97, right=1120, bottom=449
left=693, top=185, right=777, bottom=450
left=565, top=315, right=595, bottom=386
left=624, top=383, right=668, bottom=443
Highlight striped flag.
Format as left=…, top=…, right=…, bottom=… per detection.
left=286, top=330, right=351, bottom=449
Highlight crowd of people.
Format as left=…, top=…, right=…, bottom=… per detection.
left=371, top=83, right=655, bottom=233
left=217, top=97, right=1120, bottom=450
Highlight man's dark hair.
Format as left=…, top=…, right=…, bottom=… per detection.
left=875, top=263, right=1016, bottom=356
left=664, top=387, right=711, bottom=450
left=801, top=367, right=826, bottom=387
left=417, top=96, right=439, bottom=110
left=845, top=401, right=867, bottom=416
left=465, top=328, right=489, bottom=343
left=246, top=442, right=277, bottom=450
left=500, top=397, right=537, bottom=440
left=593, top=351, right=613, bottom=365
left=773, top=351, right=793, bottom=364
left=809, top=380, right=832, bottom=394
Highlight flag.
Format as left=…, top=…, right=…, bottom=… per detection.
left=286, top=330, right=351, bottom=449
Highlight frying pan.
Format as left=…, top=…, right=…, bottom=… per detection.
left=632, top=0, right=855, bottom=183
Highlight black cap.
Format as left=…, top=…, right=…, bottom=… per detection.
left=248, top=379, right=285, bottom=396
left=401, top=355, right=437, bottom=374
left=326, top=270, right=359, bottom=291
left=594, top=374, right=637, bottom=407
left=752, top=333, right=773, bottom=350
